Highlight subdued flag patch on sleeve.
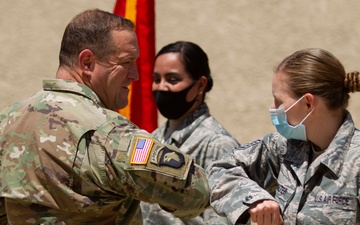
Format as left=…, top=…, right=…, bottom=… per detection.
left=130, top=137, right=154, bottom=164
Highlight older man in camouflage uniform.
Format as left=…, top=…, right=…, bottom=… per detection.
left=0, top=9, right=209, bottom=224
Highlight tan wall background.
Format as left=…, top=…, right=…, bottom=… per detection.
left=1, top=1, right=360, bottom=144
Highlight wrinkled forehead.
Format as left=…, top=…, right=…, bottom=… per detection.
left=110, top=30, right=139, bottom=59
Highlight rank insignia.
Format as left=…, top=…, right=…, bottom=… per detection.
left=235, top=139, right=261, bottom=150
left=130, top=137, right=154, bottom=164
left=159, top=147, right=185, bottom=168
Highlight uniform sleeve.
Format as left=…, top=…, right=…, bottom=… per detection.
left=206, top=134, right=240, bottom=164
left=202, top=207, right=233, bottom=225
left=95, top=123, right=210, bottom=219
left=206, top=133, right=284, bottom=224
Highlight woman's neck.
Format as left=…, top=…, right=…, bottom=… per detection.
left=309, top=109, right=344, bottom=151
left=165, top=116, right=186, bottom=137
left=164, top=99, right=204, bottom=138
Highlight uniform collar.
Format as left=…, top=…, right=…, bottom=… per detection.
left=283, top=111, right=354, bottom=184
left=316, top=111, right=355, bottom=177
left=42, top=79, right=105, bottom=108
left=162, top=103, right=210, bottom=145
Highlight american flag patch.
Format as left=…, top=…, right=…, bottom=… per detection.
left=130, top=137, right=154, bottom=164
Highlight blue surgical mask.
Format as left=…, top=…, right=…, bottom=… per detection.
left=269, top=95, right=313, bottom=141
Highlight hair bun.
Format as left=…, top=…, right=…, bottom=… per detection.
left=344, top=71, right=360, bottom=93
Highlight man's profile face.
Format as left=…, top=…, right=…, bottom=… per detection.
left=91, top=30, right=139, bottom=111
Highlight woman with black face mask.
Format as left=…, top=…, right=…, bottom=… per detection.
left=139, top=41, right=240, bottom=225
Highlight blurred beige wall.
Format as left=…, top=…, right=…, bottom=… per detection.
left=1, top=1, right=360, bottom=144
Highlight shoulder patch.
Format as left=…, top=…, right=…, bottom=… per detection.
left=159, top=146, right=185, bottom=168
left=235, top=139, right=261, bottom=150
left=130, top=137, right=154, bottom=164
left=124, top=139, right=192, bottom=185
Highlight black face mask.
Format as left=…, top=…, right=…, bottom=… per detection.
left=153, top=83, right=197, bottom=120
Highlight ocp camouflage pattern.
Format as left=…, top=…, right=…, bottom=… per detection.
left=0, top=79, right=210, bottom=225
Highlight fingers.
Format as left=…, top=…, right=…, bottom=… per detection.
left=248, top=200, right=283, bottom=225
left=250, top=213, right=282, bottom=225
left=277, top=213, right=283, bottom=225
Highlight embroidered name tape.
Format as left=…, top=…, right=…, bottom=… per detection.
left=130, top=137, right=154, bottom=164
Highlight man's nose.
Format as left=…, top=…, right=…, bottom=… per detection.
left=128, top=65, right=139, bottom=81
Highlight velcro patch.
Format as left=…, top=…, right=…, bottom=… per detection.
left=124, top=140, right=192, bottom=185
left=130, top=137, right=154, bottom=164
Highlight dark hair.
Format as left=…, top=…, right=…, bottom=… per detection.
left=156, top=41, right=213, bottom=93
left=275, top=48, right=360, bottom=110
left=59, top=9, right=134, bottom=67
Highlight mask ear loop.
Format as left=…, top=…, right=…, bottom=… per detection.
left=299, top=108, right=314, bottom=125
left=286, top=95, right=314, bottom=125
left=285, top=95, right=306, bottom=113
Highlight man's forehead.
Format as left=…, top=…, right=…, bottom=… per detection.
left=111, top=30, right=139, bottom=58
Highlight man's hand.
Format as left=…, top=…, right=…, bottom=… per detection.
left=248, top=200, right=283, bottom=225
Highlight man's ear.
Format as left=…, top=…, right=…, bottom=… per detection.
left=79, top=49, right=95, bottom=75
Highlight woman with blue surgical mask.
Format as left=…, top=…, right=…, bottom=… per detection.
left=207, top=48, right=360, bottom=225
left=270, top=92, right=314, bottom=141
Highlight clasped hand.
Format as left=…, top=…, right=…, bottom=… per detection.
left=248, top=200, right=283, bottom=225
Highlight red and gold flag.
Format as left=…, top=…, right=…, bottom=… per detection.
left=114, top=0, right=157, bottom=132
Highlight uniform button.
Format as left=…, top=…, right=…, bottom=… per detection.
left=245, top=195, right=253, bottom=201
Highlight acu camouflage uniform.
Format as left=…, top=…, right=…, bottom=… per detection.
left=0, top=79, right=210, bottom=225
left=140, top=103, right=239, bottom=225
left=207, top=111, right=360, bottom=225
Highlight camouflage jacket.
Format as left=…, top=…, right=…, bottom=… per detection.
left=0, top=79, right=210, bottom=225
left=207, top=111, right=360, bottom=225
left=140, top=103, right=239, bottom=225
